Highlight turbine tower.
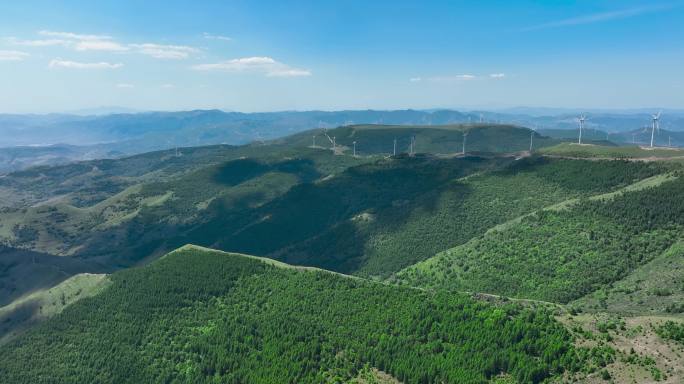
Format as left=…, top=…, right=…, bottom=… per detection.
left=578, top=113, right=587, bottom=145
left=650, top=111, right=661, bottom=148
left=353, top=141, right=357, bottom=156
left=529, top=130, right=534, bottom=152
left=462, top=130, right=468, bottom=154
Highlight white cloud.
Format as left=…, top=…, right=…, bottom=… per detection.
left=409, top=77, right=422, bottom=82
left=75, top=40, right=129, bottom=52
left=0, top=50, right=29, bottom=61
left=423, top=74, right=476, bottom=82
left=10, top=31, right=199, bottom=59
left=49, top=59, right=123, bottom=69
left=193, top=56, right=275, bottom=70
left=5, top=37, right=70, bottom=47
left=116, top=83, right=134, bottom=88
left=267, top=68, right=311, bottom=77
left=161, top=83, right=175, bottom=88
left=130, top=43, right=198, bottom=59
left=489, top=73, right=505, bottom=78
left=192, top=56, right=311, bottom=77
left=523, top=5, right=671, bottom=31
left=39, top=30, right=112, bottom=41
left=203, top=33, right=232, bottom=42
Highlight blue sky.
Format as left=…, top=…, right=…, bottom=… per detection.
left=0, top=0, right=683, bottom=113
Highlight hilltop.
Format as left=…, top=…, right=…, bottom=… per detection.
left=0, top=124, right=683, bottom=382
left=284, top=123, right=555, bottom=155
left=0, top=245, right=595, bottom=383
left=539, top=142, right=684, bottom=160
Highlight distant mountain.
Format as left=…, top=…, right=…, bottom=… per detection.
left=68, top=106, right=143, bottom=116
left=1, top=109, right=683, bottom=174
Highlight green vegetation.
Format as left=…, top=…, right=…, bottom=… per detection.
left=0, top=273, right=109, bottom=344
left=538, top=142, right=684, bottom=159
left=286, top=124, right=559, bottom=155
left=396, top=169, right=683, bottom=304
left=0, top=246, right=107, bottom=306
left=574, top=240, right=684, bottom=314
left=1, top=148, right=667, bottom=282
left=655, top=321, right=684, bottom=344
left=0, top=246, right=589, bottom=383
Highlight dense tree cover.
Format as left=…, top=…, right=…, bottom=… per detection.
left=396, top=174, right=684, bottom=304
left=655, top=321, right=684, bottom=344
left=176, top=157, right=661, bottom=278
left=8, top=154, right=660, bottom=279
left=0, top=247, right=592, bottom=383
left=500, top=157, right=665, bottom=194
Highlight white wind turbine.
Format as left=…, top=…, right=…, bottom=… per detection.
left=577, top=113, right=587, bottom=145
left=650, top=111, right=661, bottom=148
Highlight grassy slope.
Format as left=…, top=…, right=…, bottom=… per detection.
left=0, top=144, right=251, bottom=209
left=395, top=167, right=681, bottom=304
left=539, top=142, right=684, bottom=159
left=0, top=273, right=109, bottom=344
left=573, top=240, right=684, bottom=315
left=0, top=124, right=556, bottom=263
left=284, top=123, right=559, bottom=155
left=0, top=148, right=370, bottom=258
left=557, top=313, right=684, bottom=383
left=0, top=245, right=584, bottom=384
left=0, top=246, right=108, bottom=306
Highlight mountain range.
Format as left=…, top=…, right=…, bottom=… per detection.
left=2, top=109, right=683, bottom=174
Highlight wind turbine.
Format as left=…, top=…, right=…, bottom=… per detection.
left=353, top=141, right=357, bottom=156
left=650, top=111, right=661, bottom=148
left=578, top=113, right=587, bottom=145
left=529, top=129, right=534, bottom=152
left=462, top=130, right=468, bottom=154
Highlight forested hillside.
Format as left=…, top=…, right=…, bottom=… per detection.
left=0, top=246, right=594, bottom=383
left=284, top=124, right=557, bottom=155
left=1, top=146, right=667, bottom=280
left=396, top=169, right=684, bottom=306
left=1, top=125, right=683, bottom=383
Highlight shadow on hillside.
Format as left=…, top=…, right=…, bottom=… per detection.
left=69, top=156, right=500, bottom=277
left=212, top=158, right=321, bottom=186
left=0, top=299, right=40, bottom=342
left=0, top=247, right=109, bottom=307
left=195, top=157, right=491, bottom=274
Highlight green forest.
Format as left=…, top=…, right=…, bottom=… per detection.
left=1, top=124, right=683, bottom=383
left=0, top=247, right=600, bottom=384
left=396, top=171, right=684, bottom=304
